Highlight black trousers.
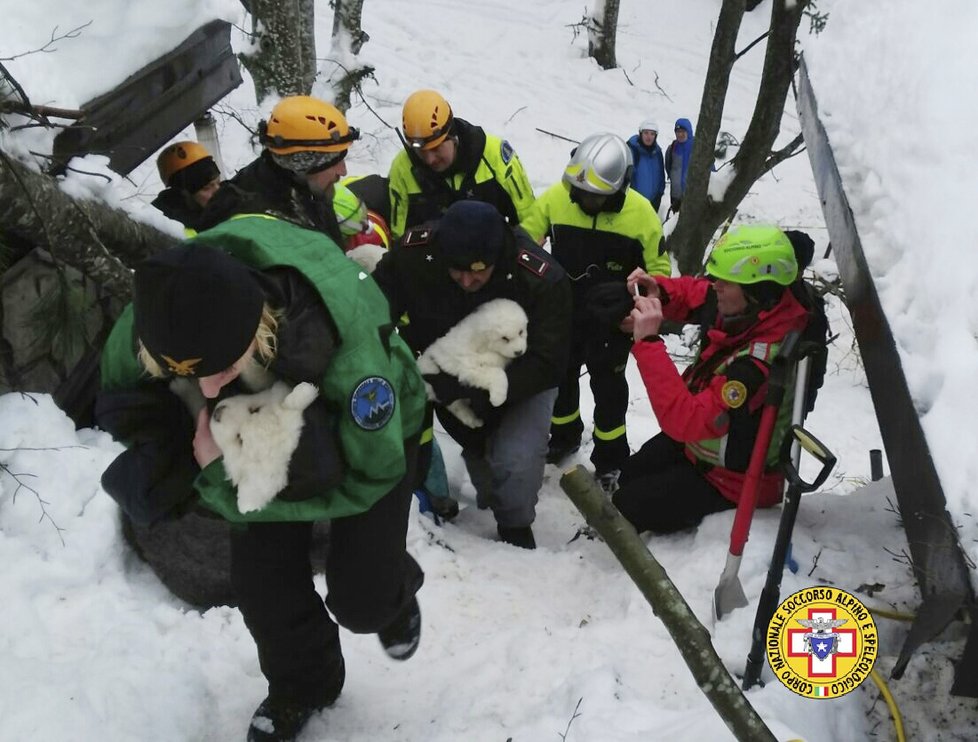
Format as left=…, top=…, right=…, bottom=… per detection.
left=550, top=334, right=632, bottom=474
left=612, top=433, right=735, bottom=535
left=230, top=446, right=423, bottom=705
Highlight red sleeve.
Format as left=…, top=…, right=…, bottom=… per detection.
left=655, top=276, right=711, bottom=322
left=631, top=339, right=731, bottom=442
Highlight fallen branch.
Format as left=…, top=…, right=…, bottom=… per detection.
left=534, top=127, right=579, bottom=145
left=560, top=465, right=777, bottom=742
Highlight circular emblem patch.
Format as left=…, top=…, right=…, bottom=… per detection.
left=350, top=376, right=396, bottom=430
left=766, top=587, right=878, bottom=699
left=721, top=380, right=748, bottom=409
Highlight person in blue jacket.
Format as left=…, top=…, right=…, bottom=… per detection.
left=664, top=118, right=695, bottom=213
left=627, top=120, right=665, bottom=211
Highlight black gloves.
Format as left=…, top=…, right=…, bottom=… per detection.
left=423, top=372, right=494, bottom=417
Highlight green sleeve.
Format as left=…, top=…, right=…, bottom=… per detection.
left=388, top=152, right=413, bottom=239
left=519, top=183, right=558, bottom=242
left=100, top=304, right=149, bottom=391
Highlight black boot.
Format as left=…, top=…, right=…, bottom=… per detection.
left=546, top=438, right=580, bottom=465
left=378, top=597, right=421, bottom=660
left=247, top=696, right=325, bottom=742
left=497, top=525, right=536, bottom=550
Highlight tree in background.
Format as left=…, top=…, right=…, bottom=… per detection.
left=326, top=0, right=374, bottom=113
left=669, top=0, right=811, bottom=276
left=587, top=0, right=621, bottom=70
left=238, top=0, right=317, bottom=104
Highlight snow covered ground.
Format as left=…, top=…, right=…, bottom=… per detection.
left=1, top=0, right=975, bottom=740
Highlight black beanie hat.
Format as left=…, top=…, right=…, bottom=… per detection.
left=434, top=201, right=508, bottom=271
left=586, top=281, right=635, bottom=332
left=742, top=279, right=786, bottom=310
left=783, top=230, right=815, bottom=273
left=133, top=245, right=265, bottom=377
left=169, top=157, right=220, bottom=195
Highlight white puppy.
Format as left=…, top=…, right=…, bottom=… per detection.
left=209, top=381, right=319, bottom=514
left=416, top=298, right=529, bottom=428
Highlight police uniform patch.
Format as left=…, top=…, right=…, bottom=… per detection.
left=350, top=376, right=396, bottom=430
left=517, top=249, right=549, bottom=277
left=403, top=228, right=433, bottom=247
left=721, top=380, right=748, bottom=409
left=500, top=140, right=515, bottom=165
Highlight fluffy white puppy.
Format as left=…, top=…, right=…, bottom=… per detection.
left=416, top=298, right=529, bottom=428
left=346, top=243, right=387, bottom=274
left=209, top=381, right=319, bottom=514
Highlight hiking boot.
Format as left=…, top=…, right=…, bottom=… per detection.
left=247, top=696, right=324, bottom=742
left=546, top=439, right=580, bottom=465
left=497, top=525, right=536, bottom=550
left=378, top=597, right=421, bottom=660
left=428, top=492, right=460, bottom=520
left=596, top=469, right=621, bottom=496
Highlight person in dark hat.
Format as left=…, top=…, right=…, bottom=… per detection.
left=151, top=140, right=223, bottom=234
left=372, top=200, right=572, bottom=549
left=96, top=221, right=429, bottom=741
left=197, top=96, right=359, bottom=243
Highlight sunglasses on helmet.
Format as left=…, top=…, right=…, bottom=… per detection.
left=258, top=120, right=361, bottom=150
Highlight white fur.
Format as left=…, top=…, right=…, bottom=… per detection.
left=209, top=381, right=319, bottom=514
left=346, top=244, right=387, bottom=273
left=416, top=298, right=528, bottom=428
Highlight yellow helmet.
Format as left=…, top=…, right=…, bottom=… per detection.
left=401, top=89, right=454, bottom=150
left=156, top=141, right=212, bottom=186
left=260, top=96, right=359, bottom=155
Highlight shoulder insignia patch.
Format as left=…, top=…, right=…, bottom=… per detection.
left=350, top=376, right=396, bottom=430
left=721, top=380, right=748, bottom=409
left=500, top=140, right=515, bottom=165
left=517, top=249, right=549, bottom=277
left=403, top=227, right=433, bottom=247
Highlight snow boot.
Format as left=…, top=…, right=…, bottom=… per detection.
left=497, top=525, right=536, bottom=550
left=378, top=597, right=421, bottom=660
left=595, top=469, right=621, bottom=496
left=246, top=696, right=325, bottom=742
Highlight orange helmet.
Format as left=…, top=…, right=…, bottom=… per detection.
left=156, top=141, right=212, bottom=186
left=259, top=96, right=359, bottom=156
left=401, top=89, right=454, bottom=150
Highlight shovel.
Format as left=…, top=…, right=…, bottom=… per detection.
left=713, top=331, right=800, bottom=621
left=742, top=423, right=836, bottom=690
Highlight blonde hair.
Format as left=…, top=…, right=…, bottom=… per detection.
left=138, top=303, right=281, bottom=379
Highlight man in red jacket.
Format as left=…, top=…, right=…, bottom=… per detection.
left=613, top=225, right=809, bottom=534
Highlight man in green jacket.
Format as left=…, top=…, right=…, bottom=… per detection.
left=387, top=89, right=535, bottom=239
left=96, top=218, right=427, bottom=742
left=521, top=133, right=669, bottom=491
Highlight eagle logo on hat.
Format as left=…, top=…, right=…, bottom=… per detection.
left=162, top=354, right=203, bottom=377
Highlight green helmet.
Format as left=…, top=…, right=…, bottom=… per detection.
left=705, top=225, right=798, bottom=286
left=333, top=183, right=368, bottom=237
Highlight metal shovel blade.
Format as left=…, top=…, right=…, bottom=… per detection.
left=713, top=553, right=748, bottom=620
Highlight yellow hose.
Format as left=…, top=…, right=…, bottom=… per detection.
left=869, top=668, right=906, bottom=742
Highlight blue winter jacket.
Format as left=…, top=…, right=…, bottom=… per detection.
left=665, top=118, right=695, bottom=200
left=627, top=134, right=665, bottom=206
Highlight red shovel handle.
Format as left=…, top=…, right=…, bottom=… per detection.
left=728, top=403, right=779, bottom=556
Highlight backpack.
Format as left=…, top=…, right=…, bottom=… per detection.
left=788, top=279, right=830, bottom=418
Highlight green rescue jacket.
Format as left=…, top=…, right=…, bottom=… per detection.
left=101, top=215, right=426, bottom=522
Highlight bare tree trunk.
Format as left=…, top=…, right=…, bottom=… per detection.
left=560, top=466, right=778, bottom=742
left=239, top=0, right=317, bottom=104
left=327, top=0, right=374, bottom=113
left=588, top=0, right=620, bottom=70
left=670, top=0, right=809, bottom=276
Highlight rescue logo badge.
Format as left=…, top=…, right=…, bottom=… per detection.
left=350, top=376, right=396, bottom=430
left=721, top=380, right=748, bottom=409
left=767, top=587, right=878, bottom=699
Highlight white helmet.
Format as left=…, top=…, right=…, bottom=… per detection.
left=639, top=119, right=659, bottom=134
left=562, top=133, right=633, bottom=195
